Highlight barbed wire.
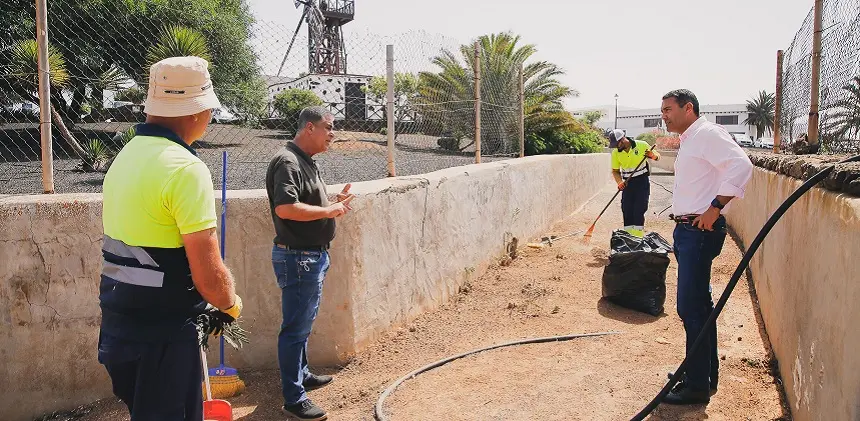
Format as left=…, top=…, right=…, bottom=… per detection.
left=779, top=0, right=860, bottom=154
left=0, top=1, right=524, bottom=194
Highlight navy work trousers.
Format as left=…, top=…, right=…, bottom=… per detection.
left=621, top=174, right=650, bottom=229
left=98, top=331, right=203, bottom=421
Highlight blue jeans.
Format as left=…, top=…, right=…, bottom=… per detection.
left=673, top=217, right=726, bottom=391
left=272, top=246, right=330, bottom=405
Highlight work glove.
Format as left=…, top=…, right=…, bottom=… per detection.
left=645, top=150, right=659, bottom=160
left=219, top=295, right=243, bottom=323
left=197, top=295, right=242, bottom=337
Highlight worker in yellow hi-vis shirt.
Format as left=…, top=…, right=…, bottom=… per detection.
left=608, top=129, right=660, bottom=237
left=98, top=56, right=241, bottom=421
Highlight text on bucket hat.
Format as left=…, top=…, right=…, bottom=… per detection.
left=144, top=56, right=221, bottom=118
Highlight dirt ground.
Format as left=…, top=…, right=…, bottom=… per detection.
left=64, top=169, right=790, bottom=421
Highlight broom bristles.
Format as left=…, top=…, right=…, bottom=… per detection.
left=203, top=375, right=246, bottom=399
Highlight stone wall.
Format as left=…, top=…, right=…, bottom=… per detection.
left=0, top=154, right=609, bottom=421
left=724, top=155, right=860, bottom=421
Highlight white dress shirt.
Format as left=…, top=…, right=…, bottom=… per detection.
left=672, top=117, right=754, bottom=216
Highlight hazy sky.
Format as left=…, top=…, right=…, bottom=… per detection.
left=247, top=0, right=813, bottom=109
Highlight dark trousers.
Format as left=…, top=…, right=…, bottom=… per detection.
left=272, top=246, right=330, bottom=405
left=672, top=217, right=726, bottom=391
left=621, top=175, right=650, bottom=228
left=97, top=331, right=203, bottom=421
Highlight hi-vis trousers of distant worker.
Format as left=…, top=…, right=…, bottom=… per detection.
left=621, top=174, right=650, bottom=237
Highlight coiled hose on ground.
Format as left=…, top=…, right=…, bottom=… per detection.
left=373, top=332, right=620, bottom=421
left=373, top=154, right=860, bottom=421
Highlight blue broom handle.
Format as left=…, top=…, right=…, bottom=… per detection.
left=220, top=151, right=227, bottom=368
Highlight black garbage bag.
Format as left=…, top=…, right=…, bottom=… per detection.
left=601, top=230, right=671, bottom=316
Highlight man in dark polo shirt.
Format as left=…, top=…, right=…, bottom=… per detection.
left=265, top=106, right=354, bottom=421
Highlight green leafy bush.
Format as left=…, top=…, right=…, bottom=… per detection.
left=526, top=124, right=607, bottom=155
left=273, top=89, right=324, bottom=120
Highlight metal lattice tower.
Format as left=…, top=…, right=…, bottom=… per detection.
left=299, top=0, right=353, bottom=75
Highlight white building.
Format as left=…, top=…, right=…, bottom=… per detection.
left=265, top=73, right=392, bottom=121
left=592, top=104, right=757, bottom=139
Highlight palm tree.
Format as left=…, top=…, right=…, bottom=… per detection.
left=823, top=76, right=860, bottom=144
left=145, top=26, right=211, bottom=74
left=2, top=39, right=87, bottom=160
left=743, top=90, right=775, bottom=139
left=417, top=32, right=577, bottom=154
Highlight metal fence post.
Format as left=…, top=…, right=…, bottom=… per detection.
left=807, top=0, right=823, bottom=146
left=774, top=50, right=784, bottom=153
left=474, top=40, right=481, bottom=164
left=36, top=0, right=54, bottom=193
left=518, top=64, right=525, bottom=158
left=385, top=44, right=396, bottom=177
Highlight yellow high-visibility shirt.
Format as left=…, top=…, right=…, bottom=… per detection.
left=102, top=124, right=217, bottom=249
left=611, top=140, right=652, bottom=179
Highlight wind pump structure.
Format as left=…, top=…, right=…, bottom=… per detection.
left=277, top=0, right=355, bottom=76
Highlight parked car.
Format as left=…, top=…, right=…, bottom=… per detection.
left=759, top=137, right=774, bottom=149
left=732, top=133, right=754, bottom=147
left=211, top=107, right=238, bottom=124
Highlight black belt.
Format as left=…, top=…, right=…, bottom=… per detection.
left=669, top=214, right=699, bottom=224
left=274, top=243, right=330, bottom=251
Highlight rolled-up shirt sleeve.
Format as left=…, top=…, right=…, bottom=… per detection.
left=704, top=131, right=754, bottom=199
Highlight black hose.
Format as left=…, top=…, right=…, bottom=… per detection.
left=374, top=331, right=620, bottom=421
left=630, top=153, right=860, bottom=420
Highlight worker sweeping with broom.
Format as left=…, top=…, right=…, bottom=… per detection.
left=609, top=129, right=660, bottom=238
left=97, top=56, right=242, bottom=421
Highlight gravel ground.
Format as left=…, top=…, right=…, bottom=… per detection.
left=0, top=123, right=512, bottom=195
left=54, top=169, right=791, bottom=421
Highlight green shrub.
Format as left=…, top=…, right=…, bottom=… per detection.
left=636, top=131, right=660, bottom=145
left=273, top=89, right=324, bottom=120
left=82, top=139, right=111, bottom=172
left=526, top=126, right=607, bottom=155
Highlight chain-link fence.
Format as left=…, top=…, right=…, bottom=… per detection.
left=0, top=0, right=524, bottom=195
left=778, top=0, right=860, bottom=154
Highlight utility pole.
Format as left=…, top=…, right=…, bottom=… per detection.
left=385, top=45, right=396, bottom=177
left=774, top=50, right=784, bottom=153
left=614, top=94, right=619, bottom=129
left=518, top=65, right=524, bottom=158
left=474, top=40, right=481, bottom=164
left=807, top=0, right=823, bottom=146
left=36, top=0, right=54, bottom=193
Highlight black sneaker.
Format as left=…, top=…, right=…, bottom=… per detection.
left=662, top=381, right=710, bottom=405
left=303, top=373, right=334, bottom=391
left=282, top=399, right=327, bottom=420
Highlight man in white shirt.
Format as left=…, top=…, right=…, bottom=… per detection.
left=660, top=89, right=753, bottom=405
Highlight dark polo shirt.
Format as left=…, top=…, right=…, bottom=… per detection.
left=265, top=142, right=335, bottom=247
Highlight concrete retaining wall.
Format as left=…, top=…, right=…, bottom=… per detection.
left=651, top=150, right=676, bottom=173
left=724, top=166, right=860, bottom=421
left=0, top=154, right=609, bottom=421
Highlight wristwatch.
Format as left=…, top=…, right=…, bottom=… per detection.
left=711, top=198, right=725, bottom=210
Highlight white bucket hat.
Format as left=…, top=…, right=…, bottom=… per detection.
left=143, top=56, right=221, bottom=117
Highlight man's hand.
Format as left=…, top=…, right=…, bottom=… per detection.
left=617, top=181, right=627, bottom=191
left=336, top=183, right=352, bottom=202
left=693, top=206, right=721, bottom=231
left=327, top=194, right=354, bottom=217
left=645, top=150, right=659, bottom=161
